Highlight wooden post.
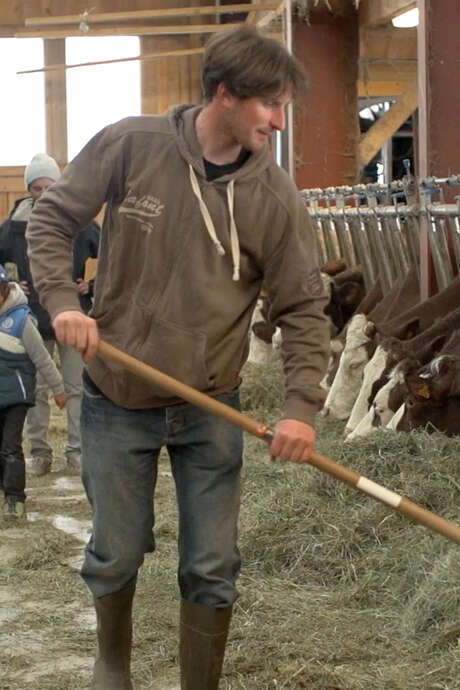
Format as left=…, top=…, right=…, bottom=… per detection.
left=294, top=9, right=360, bottom=188
left=417, top=0, right=460, bottom=299
left=44, top=39, right=68, bottom=166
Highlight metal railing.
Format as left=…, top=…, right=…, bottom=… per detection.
left=301, top=172, right=460, bottom=294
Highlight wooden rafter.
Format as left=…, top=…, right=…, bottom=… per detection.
left=15, top=22, right=243, bottom=39
left=17, top=47, right=205, bottom=75
left=24, top=3, right=279, bottom=27
left=358, top=78, right=418, bottom=166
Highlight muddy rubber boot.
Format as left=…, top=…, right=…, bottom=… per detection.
left=92, top=580, right=136, bottom=690
left=179, top=600, right=232, bottom=690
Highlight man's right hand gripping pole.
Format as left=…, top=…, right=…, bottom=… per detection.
left=53, top=311, right=99, bottom=363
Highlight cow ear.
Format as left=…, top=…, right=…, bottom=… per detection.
left=406, top=375, right=432, bottom=400
left=426, top=335, right=448, bottom=360
left=398, top=317, right=420, bottom=341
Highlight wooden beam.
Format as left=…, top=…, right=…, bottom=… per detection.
left=17, top=48, right=205, bottom=75
left=360, top=26, right=417, bottom=60
left=15, top=22, right=243, bottom=39
left=358, top=79, right=411, bottom=98
left=24, top=3, right=277, bottom=26
left=359, top=0, right=416, bottom=27
left=358, top=79, right=417, bottom=166
left=358, top=59, right=417, bottom=97
left=44, top=39, right=68, bottom=167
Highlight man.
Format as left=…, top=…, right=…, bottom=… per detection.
left=0, top=153, right=98, bottom=476
left=27, top=26, right=330, bottom=690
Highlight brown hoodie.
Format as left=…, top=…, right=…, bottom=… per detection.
left=26, top=105, right=330, bottom=425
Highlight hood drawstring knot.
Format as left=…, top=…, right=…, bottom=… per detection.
left=188, top=164, right=241, bottom=282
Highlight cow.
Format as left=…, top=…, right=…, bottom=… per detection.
left=323, top=266, right=420, bottom=420
left=248, top=261, right=366, bottom=366
left=395, top=330, right=460, bottom=435
left=344, top=280, right=460, bottom=435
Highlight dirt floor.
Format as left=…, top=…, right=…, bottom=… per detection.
left=1, top=359, right=460, bottom=689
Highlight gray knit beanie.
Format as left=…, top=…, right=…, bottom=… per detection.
left=24, top=153, right=61, bottom=189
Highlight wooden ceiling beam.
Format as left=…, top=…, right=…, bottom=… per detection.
left=359, top=0, right=416, bottom=27
left=15, top=22, right=243, bottom=39
left=24, top=3, right=278, bottom=26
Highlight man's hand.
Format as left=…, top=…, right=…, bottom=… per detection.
left=269, top=418, right=315, bottom=463
left=53, top=392, right=68, bottom=409
left=19, top=280, right=30, bottom=296
left=53, top=310, right=99, bottom=363
left=76, top=278, right=90, bottom=295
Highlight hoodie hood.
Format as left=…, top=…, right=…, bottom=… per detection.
left=169, top=105, right=274, bottom=281
left=169, top=104, right=273, bottom=182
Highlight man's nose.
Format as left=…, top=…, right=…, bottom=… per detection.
left=270, top=106, right=286, bottom=132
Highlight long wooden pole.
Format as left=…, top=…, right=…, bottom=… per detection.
left=17, top=48, right=205, bottom=76
left=15, top=22, right=243, bottom=39
left=97, top=340, right=460, bottom=546
left=24, top=3, right=280, bottom=27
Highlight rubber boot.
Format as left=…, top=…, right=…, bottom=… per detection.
left=92, top=580, right=136, bottom=689
left=179, top=600, right=232, bottom=690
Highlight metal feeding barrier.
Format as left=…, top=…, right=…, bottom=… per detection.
left=301, top=167, right=460, bottom=295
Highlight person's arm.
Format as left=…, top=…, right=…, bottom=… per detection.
left=263, top=190, right=331, bottom=463
left=22, top=317, right=68, bottom=408
left=26, top=126, right=120, bottom=360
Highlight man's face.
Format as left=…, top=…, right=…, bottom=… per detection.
left=222, top=90, right=291, bottom=152
left=29, top=177, right=55, bottom=200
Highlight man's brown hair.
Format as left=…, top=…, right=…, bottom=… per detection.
left=201, top=26, right=308, bottom=101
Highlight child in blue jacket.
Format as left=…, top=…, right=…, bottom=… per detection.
left=0, top=265, right=67, bottom=519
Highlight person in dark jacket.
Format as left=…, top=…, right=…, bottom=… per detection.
left=0, top=154, right=100, bottom=476
left=72, top=222, right=100, bottom=314
left=0, top=264, right=67, bottom=520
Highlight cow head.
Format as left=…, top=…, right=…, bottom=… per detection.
left=398, top=354, right=460, bottom=434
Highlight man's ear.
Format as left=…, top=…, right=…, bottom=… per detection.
left=216, top=82, right=233, bottom=106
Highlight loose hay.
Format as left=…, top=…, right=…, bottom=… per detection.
left=1, top=357, right=460, bottom=688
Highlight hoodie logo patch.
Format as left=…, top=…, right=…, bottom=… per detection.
left=306, top=268, right=324, bottom=297
left=118, top=190, right=164, bottom=235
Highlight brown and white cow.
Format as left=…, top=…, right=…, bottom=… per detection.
left=344, top=281, right=460, bottom=436
left=323, top=266, right=421, bottom=419
left=395, top=330, right=460, bottom=435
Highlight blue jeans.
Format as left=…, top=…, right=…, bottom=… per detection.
left=80, top=374, right=243, bottom=606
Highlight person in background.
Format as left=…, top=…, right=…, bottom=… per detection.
left=0, top=153, right=99, bottom=476
left=0, top=264, right=67, bottom=520
left=73, top=222, right=100, bottom=314
left=26, top=26, right=330, bottom=690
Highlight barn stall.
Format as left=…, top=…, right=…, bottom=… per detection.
left=1, top=1, right=460, bottom=689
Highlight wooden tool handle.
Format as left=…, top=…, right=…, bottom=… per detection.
left=97, top=339, right=460, bottom=546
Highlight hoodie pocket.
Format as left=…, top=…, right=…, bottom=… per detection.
left=96, top=304, right=211, bottom=405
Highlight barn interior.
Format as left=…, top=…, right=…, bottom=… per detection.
left=1, top=2, right=460, bottom=690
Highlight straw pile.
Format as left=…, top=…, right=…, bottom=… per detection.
left=1, top=355, right=459, bottom=689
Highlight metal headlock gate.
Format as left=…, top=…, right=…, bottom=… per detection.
left=300, top=174, right=460, bottom=295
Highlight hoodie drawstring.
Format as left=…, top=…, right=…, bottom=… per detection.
left=188, top=164, right=241, bottom=281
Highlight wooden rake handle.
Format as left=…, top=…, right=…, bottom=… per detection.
left=97, top=340, right=460, bottom=546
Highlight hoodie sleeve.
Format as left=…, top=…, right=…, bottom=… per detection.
left=263, top=188, right=330, bottom=427
left=22, top=318, right=65, bottom=394
left=26, top=123, right=126, bottom=323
